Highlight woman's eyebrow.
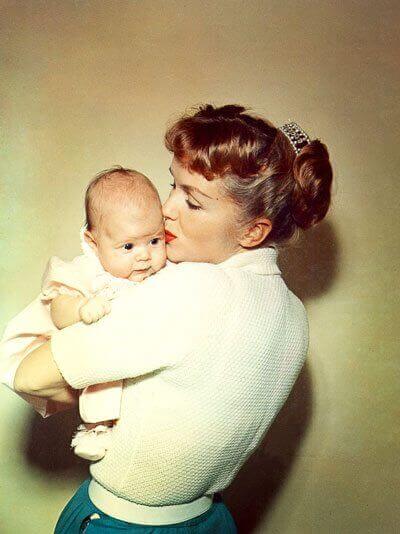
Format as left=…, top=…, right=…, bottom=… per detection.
left=169, top=167, right=215, bottom=200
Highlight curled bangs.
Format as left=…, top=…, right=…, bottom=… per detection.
left=165, top=108, right=275, bottom=180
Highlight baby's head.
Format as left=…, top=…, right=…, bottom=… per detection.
left=84, top=167, right=166, bottom=282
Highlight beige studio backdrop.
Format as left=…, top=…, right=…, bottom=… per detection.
left=0, top=1, right=399, bottom=533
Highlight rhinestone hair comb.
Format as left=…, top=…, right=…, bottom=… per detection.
left=279, top=122, right=311, bottom=154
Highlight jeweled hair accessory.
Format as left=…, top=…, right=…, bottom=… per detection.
left=279, top=122, right=310, bottom=155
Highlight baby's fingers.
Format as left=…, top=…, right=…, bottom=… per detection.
left=79, top=297, right=110, bottom=324
left=91, top=308, right=104, bottom=323
left=93, top=296, right=111, bottom=317
left=80, top=308, right=94, bottom=324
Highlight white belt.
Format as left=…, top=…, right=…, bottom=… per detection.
left=88, top=479, right=214, bottom=526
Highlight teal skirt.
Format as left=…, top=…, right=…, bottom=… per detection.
left=54, top=479, right=237, bottom=533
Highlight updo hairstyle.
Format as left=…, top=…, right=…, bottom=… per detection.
left=165, top=104, right=333, bottom=245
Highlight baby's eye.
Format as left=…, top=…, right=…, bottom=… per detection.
left=123, top=243, right=134, bottom=250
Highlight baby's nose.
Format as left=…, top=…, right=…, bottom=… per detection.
left=135, top=246, right=150, bottom=260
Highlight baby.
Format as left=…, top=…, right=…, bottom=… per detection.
left=0, top=166, right=166, bottom=461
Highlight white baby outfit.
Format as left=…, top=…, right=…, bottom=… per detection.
left=0, top=228, right=134, bottom=459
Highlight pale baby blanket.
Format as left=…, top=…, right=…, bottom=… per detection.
left=0, top=227, right=132, bottom=421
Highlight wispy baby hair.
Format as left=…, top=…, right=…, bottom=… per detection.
left=85, top=166, right=159, bottom=231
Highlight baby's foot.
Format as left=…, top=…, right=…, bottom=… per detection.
left=71, top=424, right=114, bottom=461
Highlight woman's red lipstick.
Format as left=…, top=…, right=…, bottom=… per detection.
left=165, top=230, right=177, bottom=244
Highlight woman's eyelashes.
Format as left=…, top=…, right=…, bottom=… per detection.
left=169, top=182, right=202, bottom=210
left=185, top=199, right=202, bottom=210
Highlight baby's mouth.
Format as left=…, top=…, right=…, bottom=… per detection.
left=133, top=268, right=150, bottom=274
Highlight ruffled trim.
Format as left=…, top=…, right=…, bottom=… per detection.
left=79, top=224, right=136, bottom=298
left=41, top=283, right=84, bottom=302
left=40, top=225, right=137, bottom=304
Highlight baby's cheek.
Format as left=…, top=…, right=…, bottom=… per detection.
left=155, top=250, right=167, bottom=270
left=108, top=256, right=130, bottom=278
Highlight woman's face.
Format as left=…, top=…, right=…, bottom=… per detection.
left=162, top=157, right=242, bottom=264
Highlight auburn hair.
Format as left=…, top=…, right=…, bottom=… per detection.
left=165, top=104, right=333, bottom=245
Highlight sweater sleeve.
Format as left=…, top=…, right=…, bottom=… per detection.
left=50, top=263, right=225, bottom=389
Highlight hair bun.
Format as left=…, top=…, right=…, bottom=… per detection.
left=291, top=140, right=333, bottom=229
left=197, top=104, right=246, bottom=119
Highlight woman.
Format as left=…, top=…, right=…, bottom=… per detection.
left=14, top=104, right=333, bottom=533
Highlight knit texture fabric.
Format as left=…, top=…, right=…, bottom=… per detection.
left=51, top=247, right=308, bottom=506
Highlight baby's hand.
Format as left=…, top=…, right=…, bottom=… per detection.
left=79, top=295, right=111, bottom=324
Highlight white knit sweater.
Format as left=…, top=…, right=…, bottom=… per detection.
left=51, top=246, right=308, bottom=506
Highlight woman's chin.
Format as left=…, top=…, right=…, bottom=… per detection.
left=166, top=243, right=180, bottom=262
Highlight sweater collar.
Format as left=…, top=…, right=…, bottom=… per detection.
left=217, top=246, right=281, bottom=276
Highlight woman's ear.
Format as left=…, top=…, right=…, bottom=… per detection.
left=83, top=229, right=98, bottom=251
left=238, top=217, right=272, bottom=248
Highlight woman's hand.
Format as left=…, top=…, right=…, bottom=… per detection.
left=46, top=386, right=79, bottom=408
left=14, top=341, right=69, bottom=398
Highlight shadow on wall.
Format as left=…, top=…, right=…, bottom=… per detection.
left=223, top=220, right=340, bottom=533
left=278, top=219, right=340, bottom=301
left=22, top=220, right=339, bottom=532
left=223, top=366, right=312, bottom=533
left=24, top=407, right=88, bottom=479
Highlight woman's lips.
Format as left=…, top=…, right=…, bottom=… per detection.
left=165, top=230, right=177, bottom=244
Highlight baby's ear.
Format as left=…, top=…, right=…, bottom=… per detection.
left=83, top=230, right=98, bottom=251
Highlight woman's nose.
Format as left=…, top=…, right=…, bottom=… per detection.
left=162, top=194, right=177, bottom=220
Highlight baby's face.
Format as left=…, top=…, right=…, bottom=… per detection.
left=88, top=200, right=166, bottom=282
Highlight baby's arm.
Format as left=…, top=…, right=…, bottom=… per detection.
left=51, top=294, right=111, bottom=329
left=50, top=294, right=87, bottom=329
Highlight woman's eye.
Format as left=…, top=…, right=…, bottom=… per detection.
left=123, top=243, right=133, bottom=250
left=150, top=238, right=160, bottom=245
left=186, top=199, right=202, bottom=210
left=169, top=181, right=200, bottom=210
